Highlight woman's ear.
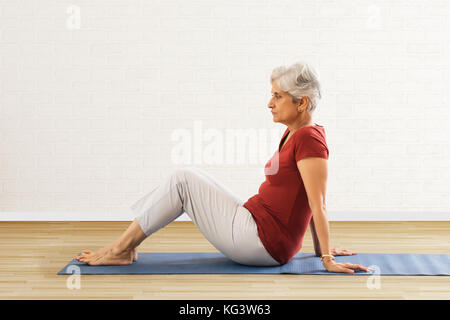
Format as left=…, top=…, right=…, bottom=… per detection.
left=300, top=96, right=309, bottom=108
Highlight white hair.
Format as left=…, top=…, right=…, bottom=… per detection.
left=270, top=61, right=322, bottom=113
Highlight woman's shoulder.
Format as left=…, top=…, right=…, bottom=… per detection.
left=290, top=126, right=327, bottom=152
left=293, top=124, right=325, bottom=139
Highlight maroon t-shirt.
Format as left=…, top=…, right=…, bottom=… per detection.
left=243, top=123, right=329, bottom=265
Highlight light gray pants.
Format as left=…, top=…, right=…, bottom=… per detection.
left=130, top=167, right=281, bottom=266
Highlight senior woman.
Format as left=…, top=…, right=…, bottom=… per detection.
left=75, top=61, right=371, bottom=274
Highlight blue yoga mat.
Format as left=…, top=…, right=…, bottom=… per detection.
left=57, top=252, right=450, bottom=276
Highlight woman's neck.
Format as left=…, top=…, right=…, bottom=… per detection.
left=288, top=121, right=314, bottom=134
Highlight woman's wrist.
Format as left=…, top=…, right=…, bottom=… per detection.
left=321, top=255, right=335, bottom=265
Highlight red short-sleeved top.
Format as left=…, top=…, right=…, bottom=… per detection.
left=243, top=123, right=329, bottom=265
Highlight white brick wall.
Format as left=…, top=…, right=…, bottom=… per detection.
left=1, top=0, right=450, bottom=221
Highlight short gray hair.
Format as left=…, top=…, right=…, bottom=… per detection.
left=270, top=61, right=322, bottom=113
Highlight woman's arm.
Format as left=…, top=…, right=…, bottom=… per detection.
left=309, top=217, right=322, bottom=257
left=309, top=207, right=331, bottom=256
left=297, top=157, right=371, bottom=273
left=297, top=157, right=331, bottom=257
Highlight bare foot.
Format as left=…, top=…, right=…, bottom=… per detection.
left=77, top=242, right=114, bottom=258
left=74, top=246, right=134, bottom=266
left=76, top=243, right=138, bottom=262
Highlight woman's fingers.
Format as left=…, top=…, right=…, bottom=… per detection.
left=338, top=266, right=354, bottom=273
left=340, top=263, right=372, bottom=272
left=332, top=248, right=357, bottom=256
left=352, top=264, right=371, bottom=272
left=327, top=262, right=372, bottom=274
left=346, top=269, right=354, bottom=273
left=350, top=264, right=372, bottom=272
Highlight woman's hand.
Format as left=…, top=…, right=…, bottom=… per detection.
left=322, top=258, right=372, bottom=274
left=330, top=247, right=357, bottom=256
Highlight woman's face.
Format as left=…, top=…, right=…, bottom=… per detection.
left=268, top=81, right=298, bottom=124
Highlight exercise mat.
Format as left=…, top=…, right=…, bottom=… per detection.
left=57, top=252, right=450, bottom=275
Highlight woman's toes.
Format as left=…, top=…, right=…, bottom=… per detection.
left=81, top=251, right=92, bottom=258
left=77, top=254, right=89, bottom=262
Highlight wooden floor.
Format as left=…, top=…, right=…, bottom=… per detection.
left=0, top=221, right=449, bottom=300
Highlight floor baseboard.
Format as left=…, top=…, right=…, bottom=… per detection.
left=0, top=211, right=449, bottom=221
